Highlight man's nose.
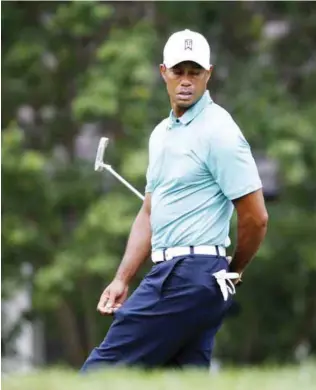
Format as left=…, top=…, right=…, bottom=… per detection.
left=180, top=77, right=192, bottom=87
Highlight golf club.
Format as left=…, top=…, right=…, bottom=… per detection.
left=94, top=137, right=145, bottom=201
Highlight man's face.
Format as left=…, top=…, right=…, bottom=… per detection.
left=160, top=61, right=212, bottom=109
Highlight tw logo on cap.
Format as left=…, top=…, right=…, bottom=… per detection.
left=184, top=39, right=193, bottom=50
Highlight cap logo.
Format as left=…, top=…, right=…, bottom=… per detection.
left=184, top=39, right=193, bottom=50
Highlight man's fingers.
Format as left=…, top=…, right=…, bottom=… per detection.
left=97, top=301, right=113, bottom=315
left=97, top=299, right=108, bottom=314
left=96, top=281, right=128, bottom=316
left=105, top=289, right=117, bottom=310
left=98, top=302, right=120, bottom=316
left=97, top=290, right=110, bottom=313
left=97, top=288, right=119, bottom=315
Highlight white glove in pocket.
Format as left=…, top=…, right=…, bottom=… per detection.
left=213, top=269, right=240, bottom=301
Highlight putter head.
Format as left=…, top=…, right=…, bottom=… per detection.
left=94, top=137, right=109, bottom=171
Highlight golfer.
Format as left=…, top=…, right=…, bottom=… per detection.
left=81, top=29, right=268, bottom=371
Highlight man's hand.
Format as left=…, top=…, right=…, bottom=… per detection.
left=97, top=279, right=129, bottom=315
left=226, top=256, right=243, bottom=286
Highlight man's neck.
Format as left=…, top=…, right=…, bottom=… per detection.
left=172, top=104, right=189, bottom=118
left=171, top=91, right=206, bottom=118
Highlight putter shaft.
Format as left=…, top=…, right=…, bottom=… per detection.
left=100, top=163, right=145, bottom=201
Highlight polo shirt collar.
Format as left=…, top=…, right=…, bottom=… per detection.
left=168, top=90, right=212, bottom=127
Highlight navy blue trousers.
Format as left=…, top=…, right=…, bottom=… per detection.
left=80, top=255, right=232, bottom=371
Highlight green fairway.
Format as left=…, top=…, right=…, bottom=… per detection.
left=2, top=362, right=315, bottom=390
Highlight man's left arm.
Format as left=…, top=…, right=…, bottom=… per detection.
left=230, top=189, right=268, bottom=279
left=206, top=116, right=268, bottom=280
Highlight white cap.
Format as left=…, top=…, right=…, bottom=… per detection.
left=163, top=29, right=211, bottom=70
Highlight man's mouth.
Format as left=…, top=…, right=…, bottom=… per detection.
left=176, top=91, right=193, bottom=100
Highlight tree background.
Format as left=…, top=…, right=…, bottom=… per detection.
left=2, top=1, right=316, bottom=369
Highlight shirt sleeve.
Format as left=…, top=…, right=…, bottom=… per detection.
left=145, top=135, right=155, bottom=193
left=206, top=118, right=262, bottom=200
left=145, top=166, right=154, bottom=193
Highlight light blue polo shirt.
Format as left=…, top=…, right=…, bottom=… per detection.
left=145, top=90, right=262, bottom=251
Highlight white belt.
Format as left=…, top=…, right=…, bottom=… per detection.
left=151, top=245, right=226, bottom=263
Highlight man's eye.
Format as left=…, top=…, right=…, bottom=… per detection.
left=173, top=69, right=182, bottom=75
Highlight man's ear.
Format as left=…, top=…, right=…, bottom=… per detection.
left=206, top=65, right=213, bottom=83
left=160, top=64, right=167, bottom=82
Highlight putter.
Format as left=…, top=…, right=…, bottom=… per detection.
left=94, top=137, right=145, bottom=201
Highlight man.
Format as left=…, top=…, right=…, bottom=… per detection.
left=81, top=29, right=268, bottom=371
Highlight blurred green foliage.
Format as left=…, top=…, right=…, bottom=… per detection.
left=2, top=1, right=316, bottom=366
left=2, top=362, right=316, bottom=390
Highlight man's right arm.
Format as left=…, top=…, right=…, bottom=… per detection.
left=97, top=193, right=152, bottom=315
left=114, top=193, right=152, bottom=284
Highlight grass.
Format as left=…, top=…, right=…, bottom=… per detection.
left=2, top=361, right=316, bottom=390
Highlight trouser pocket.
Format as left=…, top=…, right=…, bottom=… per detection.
left=157, top=257, right=187, bottom=296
